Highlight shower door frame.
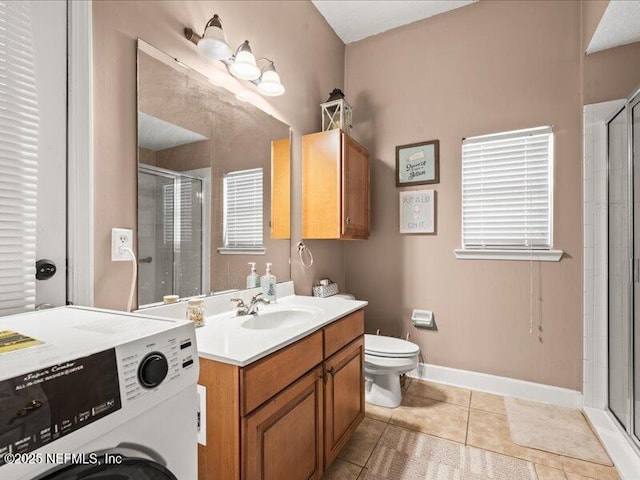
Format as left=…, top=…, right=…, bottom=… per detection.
left=607, top=83, right=640, bottom=453
left=138, top=164, right=207, bottom=307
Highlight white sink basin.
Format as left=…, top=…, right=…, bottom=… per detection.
left=241, top=309, right=315, bottom=330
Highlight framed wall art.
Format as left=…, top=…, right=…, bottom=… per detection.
left=399, top=189, right=435, bottom=234
left=395, top=139, right=439, bottom=187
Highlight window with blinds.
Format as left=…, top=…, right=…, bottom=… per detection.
left=460, top=126, right=553, bottom=253
left=0, top=2, right=39, bottom=315
left=222, top=168, right=264, bottom=251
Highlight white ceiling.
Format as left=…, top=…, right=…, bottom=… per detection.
left=311, top=0, right=477, bottom=44
left=138, top=112, right=208, bottom=151
left=587, top=0, right=640, bottom=54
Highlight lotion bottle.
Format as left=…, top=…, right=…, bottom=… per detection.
left=246, top=262, right=260, bottom=289
left=261, top=263, right=277, bottom=302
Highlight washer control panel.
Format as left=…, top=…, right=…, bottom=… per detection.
left=117, top=326, right=197, bottom=404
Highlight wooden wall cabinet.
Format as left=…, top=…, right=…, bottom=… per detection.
left=198, top=310, right=365, bottom=480
left=302, top=130, right=370, bottom=239
left=270, top=137, right=291, bottom=239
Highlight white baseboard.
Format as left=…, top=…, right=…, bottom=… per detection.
left=408, top=363, right=583, bottom=409
left=584, top=408, right=640, bottom=480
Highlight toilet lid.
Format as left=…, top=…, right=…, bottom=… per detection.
left=365, top=334, right=419, bottom=358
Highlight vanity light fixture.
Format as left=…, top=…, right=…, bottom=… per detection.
left=229, top=40, right=260, bottom=80
left=257, top=61, right=285, bottom=97
left=184, top=14, right=285, bottom=97
left=196, top=14, right=232, bottom=61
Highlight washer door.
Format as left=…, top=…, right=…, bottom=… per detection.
left=36, top=453, right=177, bottom=480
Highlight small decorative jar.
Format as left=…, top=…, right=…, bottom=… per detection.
left=321, top=88, right=352, bottom=135
left=163, top=295, right=179, bottom=304
left=186, top=299, right=206, bottom=328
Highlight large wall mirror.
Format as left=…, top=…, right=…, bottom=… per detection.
left=136, top=40, right=291, bottom=307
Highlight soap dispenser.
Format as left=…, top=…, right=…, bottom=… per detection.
left=246, top=262, right=260, bottom=289
left=261, top=263, right=277, bottom=302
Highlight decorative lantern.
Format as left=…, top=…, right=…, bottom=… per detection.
left=321, top=88, right=352, bottom=135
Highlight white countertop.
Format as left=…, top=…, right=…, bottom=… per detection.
left=138, top=282, right=368, bottom=366
left=195, top=294, right=367, bottom=366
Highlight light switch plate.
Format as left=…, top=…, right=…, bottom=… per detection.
left=111, top=228, right=133, bottom=261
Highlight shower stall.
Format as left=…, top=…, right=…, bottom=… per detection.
left=608, top=85, right=640, bottom=449
left=137, top=164, right=209, bottom=307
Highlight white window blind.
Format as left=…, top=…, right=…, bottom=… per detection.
left=0, top=1, right=39, bottom=315
left=223, top=168, right=263, bottom=250
left=461, top=127, right=552, bottom=251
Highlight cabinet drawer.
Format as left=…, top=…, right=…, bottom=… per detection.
left=241, top=331, right=323, bottom=415
left=323, top=310, right=364, bottom=358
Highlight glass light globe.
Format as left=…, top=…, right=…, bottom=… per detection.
left=197, top=16, right=232, bottom=60
left=229, top=50, right=260, bottom=80
left=258, top=69, right=285, bottom=96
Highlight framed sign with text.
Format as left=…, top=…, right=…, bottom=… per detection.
left=399, top=189, right=435, bottom=234
left=395, top=139, right=439, bottom=187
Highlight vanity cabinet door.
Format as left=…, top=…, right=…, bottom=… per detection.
left=324, top=337, right=365, bottom=467
left=243, top=366, right=324, bottom=480
left=341, top=133, right=370, bottom=239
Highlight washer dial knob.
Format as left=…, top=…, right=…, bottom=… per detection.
left=138, top=352, right=168, bottom=388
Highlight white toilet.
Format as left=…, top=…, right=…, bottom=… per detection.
left=364, top=334, right=420, bottom=408
left=334, top=294, right=420, bottom=408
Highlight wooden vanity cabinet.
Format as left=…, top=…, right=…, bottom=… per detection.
left=243, top=367, right=324, bottom=480
left=302, top=130, right=370, bottom=239
left=198, top=309, right=365, bottom=480
left=324, top=337, right=365, bottom=467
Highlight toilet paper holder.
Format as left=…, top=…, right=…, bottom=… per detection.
left=412, top=309, right=436, bottom=330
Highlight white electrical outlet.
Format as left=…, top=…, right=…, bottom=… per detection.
left=111, top=228, right=133, bottom=261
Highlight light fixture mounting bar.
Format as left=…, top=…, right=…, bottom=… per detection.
left=183, top=28, right=201, bottom=46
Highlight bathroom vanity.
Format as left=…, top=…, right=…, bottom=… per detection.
left=143, top=285, right=367, bottom=480
left=199, top=309, right=364, bottom=480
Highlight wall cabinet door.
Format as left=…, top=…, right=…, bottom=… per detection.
left=342, top=134, right=370, bottom=239
left=302, top=130, right=370, bottom=239
left=243, top=367, right=324, bottom=480
left=324, top=337, right=365, bottom=467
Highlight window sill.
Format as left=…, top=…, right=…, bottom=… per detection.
left=454, top=249, right=564, bottom=262
left=217, top=247, right=266, bottom=255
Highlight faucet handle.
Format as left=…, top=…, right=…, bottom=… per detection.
left=250, top=292, right=264, bottom=302
left=231, top=298, right=246, bottom=308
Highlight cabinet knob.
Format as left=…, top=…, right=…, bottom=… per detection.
left=345, top=216, right=351, bottom=225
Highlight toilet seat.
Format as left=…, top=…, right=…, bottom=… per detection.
left=364, top=334, right=419, bottom=358
left=364, top=353, right=418, bottom=375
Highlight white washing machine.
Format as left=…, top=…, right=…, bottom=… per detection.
left=0, top=306, right=199, bottom=480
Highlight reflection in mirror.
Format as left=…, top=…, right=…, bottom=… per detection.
left=137, top=40, right=291, bottom=307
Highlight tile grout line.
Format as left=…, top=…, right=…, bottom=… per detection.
left=361, top=423, right=389, bottom=471
left=465, top=404, right=471, bottom=445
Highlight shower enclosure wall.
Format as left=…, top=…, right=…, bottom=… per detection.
left=138, top=164, right=209, bottom=307
left=608, top=85, right=640, bottom=450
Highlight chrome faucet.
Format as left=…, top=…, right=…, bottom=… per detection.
left=231, top=293, right=270, bottom=316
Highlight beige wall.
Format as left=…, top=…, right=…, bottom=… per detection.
left=583, top=41, right=640, bottom=104
left=344, top=1, right=583, bottom=390
left=580, top=1, right=640, bottom=104
left=93, top=0, right=346, bottom=309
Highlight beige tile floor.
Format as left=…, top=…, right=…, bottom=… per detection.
left=323, top=378, right=621, bottom=480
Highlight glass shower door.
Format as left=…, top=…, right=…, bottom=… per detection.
left=609, top=107, right=631, bottom=430
left=138, top=170, right=176, bottom=306
left=173, top=177, right=203, bottom=299
left=138, top=166, right=204, bottom=306
left=633, top=95, right=640, bottom=440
